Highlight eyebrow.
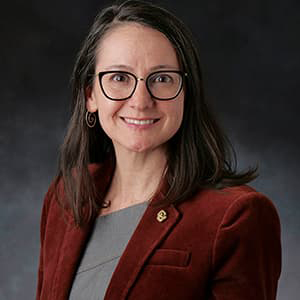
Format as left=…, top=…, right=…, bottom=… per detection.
left=149, top=64, right=179, bottom=71
left=103, top=64, right=132, bottom=71
left=102, top=64, right=179, bottom=72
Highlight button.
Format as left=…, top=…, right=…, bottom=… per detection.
left=157, top=209, right=168, bottom=222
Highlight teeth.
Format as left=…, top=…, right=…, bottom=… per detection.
left=124, top=118, right=156, bottom=125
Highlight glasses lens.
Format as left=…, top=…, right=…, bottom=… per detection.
left=147, top=72, right=182, bottom=100
left=101, top=72, right=135, bottom=100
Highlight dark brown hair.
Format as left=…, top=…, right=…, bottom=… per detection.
left=56, top=0, right=257, bottom=226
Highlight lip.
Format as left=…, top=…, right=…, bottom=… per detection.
left=121, top=117, right=160, bottom=128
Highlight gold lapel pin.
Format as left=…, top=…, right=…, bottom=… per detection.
left=157, top=209, right=168, bottom=222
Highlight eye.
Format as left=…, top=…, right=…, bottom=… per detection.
left=151, top=73, right=173, bottom=83
left=110, top=73, right=129, bottom=82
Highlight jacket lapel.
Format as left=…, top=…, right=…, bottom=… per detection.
left=104, top=202, right=181, bottom=299
left=50, top=160, right=181, bottom=300
left=51, top=218, right=94, bottom=300
left=51, top=161, right=114, bottom=299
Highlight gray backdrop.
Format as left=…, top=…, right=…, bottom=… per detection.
left=1, top=0, right=299, bottom=299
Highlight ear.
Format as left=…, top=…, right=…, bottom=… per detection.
left=85, top=86, right=98, bottom=112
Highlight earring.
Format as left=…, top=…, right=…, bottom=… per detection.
left=85, top=111, right=97, bottom=128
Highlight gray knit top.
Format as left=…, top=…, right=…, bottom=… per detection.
left=69, top=201, right=149, bottom=300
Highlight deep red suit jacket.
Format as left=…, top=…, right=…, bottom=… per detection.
left=36, top=163, right=281, bottom=300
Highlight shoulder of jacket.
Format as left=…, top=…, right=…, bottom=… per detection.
left=177, top=185, right=278, bottom=225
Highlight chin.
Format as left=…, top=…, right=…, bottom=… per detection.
left=125, top=140, right=166, bottom=154
left=112, top=136, right=169, bottom=154
left=127, top=143, right=154, bottom=153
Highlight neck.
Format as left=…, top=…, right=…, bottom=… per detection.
left=105, top=147, right=167, bottom=211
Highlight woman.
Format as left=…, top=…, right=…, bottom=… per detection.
left=36, top=1, right=281, bottom=299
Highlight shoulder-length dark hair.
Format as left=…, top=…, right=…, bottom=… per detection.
left=56, top=0, right=257, bottom=226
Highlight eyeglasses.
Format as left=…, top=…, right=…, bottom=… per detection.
left=97, top=70, right=187, bottom=101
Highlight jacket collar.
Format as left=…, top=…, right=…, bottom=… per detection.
left=53, top=161, right=181, bottom=300
left=104, top=195, right=180, bottom=299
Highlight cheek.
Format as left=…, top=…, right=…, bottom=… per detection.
left=96, top=100, right=121, bottom=130
left=170, top=100, right=184, bottom=131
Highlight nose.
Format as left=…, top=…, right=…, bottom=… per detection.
left=128, top=79, right=154, bottom=110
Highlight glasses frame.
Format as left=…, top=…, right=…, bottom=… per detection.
left=97, top=70, right=187, bottom=101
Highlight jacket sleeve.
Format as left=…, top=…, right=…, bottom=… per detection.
left=36, top=185, right=53, bottom=300
left=209, top=192, right=281, bottom=300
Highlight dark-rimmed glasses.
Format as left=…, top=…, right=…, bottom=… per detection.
left=97, top=70, right=187, bottom=101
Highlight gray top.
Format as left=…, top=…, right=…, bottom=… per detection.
left=69, top=201, right=149, bottom=300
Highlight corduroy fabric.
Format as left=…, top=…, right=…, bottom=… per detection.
left=36, top=163, right=281, bottom=300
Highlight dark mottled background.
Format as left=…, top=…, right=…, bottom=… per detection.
left=1, top=0, right=299, bottom=299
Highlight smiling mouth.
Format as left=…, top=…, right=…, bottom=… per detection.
left=122, top=117, right=160, bottom=125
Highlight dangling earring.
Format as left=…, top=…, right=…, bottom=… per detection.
left=85, top=111, right=97, bottom=128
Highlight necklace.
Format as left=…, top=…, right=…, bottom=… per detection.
left=101, top=199, right=111, bottom=208
left=100, top=165, right=168, bottom=210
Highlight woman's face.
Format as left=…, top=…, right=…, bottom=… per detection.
left=86, top=23, right=184, bottom=154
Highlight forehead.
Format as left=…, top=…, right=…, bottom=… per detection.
left=95, top=22, right=179, bottom=71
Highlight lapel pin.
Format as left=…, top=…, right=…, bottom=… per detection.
left=157, top=209, right=168, bottom=222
